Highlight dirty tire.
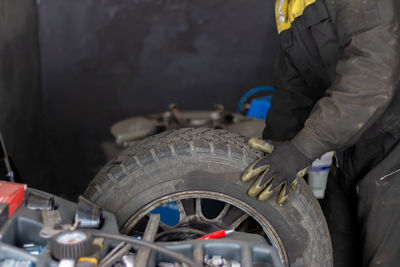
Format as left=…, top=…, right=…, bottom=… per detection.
left=84, top=128, right=333, bottom=266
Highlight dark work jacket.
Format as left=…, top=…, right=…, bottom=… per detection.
left=263, top=0, right=400, bottom=169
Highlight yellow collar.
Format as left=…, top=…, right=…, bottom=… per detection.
left=275, top=0, right=317, bottom=34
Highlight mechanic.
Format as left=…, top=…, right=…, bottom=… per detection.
left=241, top=0, right=400, bottom=266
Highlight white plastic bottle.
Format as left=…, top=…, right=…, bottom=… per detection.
left=308, top=151, right=334, bottom=199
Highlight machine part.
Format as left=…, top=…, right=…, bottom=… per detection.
left=50, top=230, right=93, bottom=260
left=93, top=238, right=104, bottom=247
left=75, top=196, right=103, bottom=229
left=110, top=106, right=265, bottom=146
left=122, top=255, right=135, bottom=267
left=209, top=255, right=223, bottom=266
left=0, top=130, right=14, bottom=182
left=99, top=242, right=126, bottom=266
left=135, top=214, right=160, bottom=267
left=98, top=223, right=156, bottom=267
left=98, top=243, right=131, bottom=267
left=84, top=128, right=333, bottom=267
left=26, top=191, right=55, bottom=211
left=157, top=263, right=188, bottom=267
left=90, top=231, right=200, bottom=267
left=0, top=260, right=33, bottom=267
left=111, top=117, right=163, bottom=145
left=23, top=244, right=46, bottom=256
left=153, top=232, right=281, bottom=266
left=155, top=228, right=206, bottom=242
left=76, top=238, right=104, bottom=267
left=0, top=203, right=8, bottom=227
left=40, top=210, right=71, bottom=238
left=58, top=259, right=75, bottom=267
left=168, top=104, right=185, bottom=126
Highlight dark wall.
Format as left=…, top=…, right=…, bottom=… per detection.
left=0, top=0, right=44, bottom=188
left=38, top=0, right=279, bottom=199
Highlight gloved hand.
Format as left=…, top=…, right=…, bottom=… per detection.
left=242, top=138, right=312, bottom=205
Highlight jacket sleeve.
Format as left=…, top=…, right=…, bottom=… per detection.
left=292, top=1, right=400, bottom=160
left=263, top=47, right=322, bottom=141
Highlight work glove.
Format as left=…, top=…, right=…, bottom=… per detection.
left=242, top=138, right=312, bottom=205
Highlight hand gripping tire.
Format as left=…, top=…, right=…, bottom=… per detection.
left=84, top=128, right=333, bottom=266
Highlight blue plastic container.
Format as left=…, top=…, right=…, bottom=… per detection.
left=246, top=96, right=272, bottom=120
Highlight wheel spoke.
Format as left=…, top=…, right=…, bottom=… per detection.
left=176, top=199, right=187, bottom=221
left=195, top=198, right=204, bottom=218
left=129, top=214, right=149, bottom=236
left=158, top=221, right=170, bottom=231
left=123, top=192, right=286, bottom=267
left=230, top=213, right=250, bottom=230
left=214, top=203, right=231, bottom=222
left=220, top=205, right=249, bottom=228
left=179, top=198, right=196, bottom=216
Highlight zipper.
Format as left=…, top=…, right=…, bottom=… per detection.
left=278, top=0, right=286, bottom=22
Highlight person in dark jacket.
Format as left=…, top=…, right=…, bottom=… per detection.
left=241, top=0, right=400, bottom=266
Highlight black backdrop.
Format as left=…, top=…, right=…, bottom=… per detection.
left=0, top=0, right=44, bottom=190
left=1, top=0, right=279, bottom=199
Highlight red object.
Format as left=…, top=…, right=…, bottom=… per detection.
left=197, top=230, right=234, bottom=240
left=0, top=181, right=26, bottom=217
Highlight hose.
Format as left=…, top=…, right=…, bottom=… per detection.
left=88, top=230, right=200, bottom=267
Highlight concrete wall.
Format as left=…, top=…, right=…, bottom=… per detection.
left=0, top=0, right=44, bottom=189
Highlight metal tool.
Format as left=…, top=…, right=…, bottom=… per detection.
left=98, top=215, right=161, bottom=267
left=99, top=241, right=126, bottom=266
left=98, top=243, right=131, bottom=267
left=135, top=214, right=161, bottom=267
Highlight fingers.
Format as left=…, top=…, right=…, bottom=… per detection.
left=277, top=184, right=290, bottom=205
left=297, top=166, right=310, bottom=178
left=276, top=175, right=302, bottom=205
left=254, top=175, right=300, bottom=204
left=248, top=137, right=274, bottom=154
left=241, top=157, right=269, bottom=182
left=258, top=176, right=284, bottom=201
left=242, top=141, right=310, bottom=205
left=275, top=167, right=309, bottom=205
left=248, top=172, right=275, bottom=197
left=267, top=167, right=310, bottom=204
left=276, top=167, right=309, bottom=204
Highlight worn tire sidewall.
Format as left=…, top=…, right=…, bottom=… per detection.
left=90, top=153, right=330, bottom=266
